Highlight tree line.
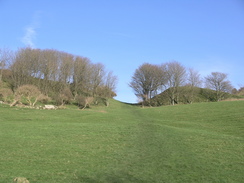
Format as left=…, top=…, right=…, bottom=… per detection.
left=129, top=61, right=237, bottom=106
left=0, top=47, right=117, bottom=108
left=0, top=47, right=242, bottom=108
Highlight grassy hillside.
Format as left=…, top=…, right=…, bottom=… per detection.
left=150, top=87, right=243, bottom=106
left=0, top=100, right=243, bottom=182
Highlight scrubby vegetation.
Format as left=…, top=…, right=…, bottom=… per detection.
left=1, top=47, right=243, bottom=108
left=149, top=86, right=241, bottom=106
left=0, top=47, right=117, bottom=109
left=129, top=62, right=241, bottom=106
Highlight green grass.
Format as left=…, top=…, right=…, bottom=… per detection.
left=0, top=100, right=243, bottom=182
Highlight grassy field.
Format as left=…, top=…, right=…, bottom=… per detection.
left=0, top=100, right=243, bottom=183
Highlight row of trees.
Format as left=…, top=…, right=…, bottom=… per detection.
left=129, top=61, right=234, bottom=106
left=232, top=87, right=244, bottom=96
left=0, top=47, right=117, bottom=107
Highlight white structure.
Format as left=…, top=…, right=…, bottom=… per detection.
left=44, top=105, right=56, bottom=109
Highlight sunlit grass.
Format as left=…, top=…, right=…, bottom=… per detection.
left=0, top=100, right=243, bottom=182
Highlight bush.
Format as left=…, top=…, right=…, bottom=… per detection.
left=0, top=88, right=13, bottom=103
left=13, top=84, right=47, bottom=106
left=54, top=87, right=73, bottom=106
left=75, top=95, right=93, bottom=109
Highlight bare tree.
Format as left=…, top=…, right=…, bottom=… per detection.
left=97, top=71, right=117, bottom=106
left=164, top=61, right=187, bottom=105
left=235, top=87, right=244, bottom=96
left=27, top=48, right=42, bottom=88
left=104, top=71, right=117, bottom=97
left=188, top=68, right=202, bottom=88
left=0, top=48, right=12, bottom=83
left=184, top=68, right=202, bottom=103
left=40, top=49, right=59, bottom=95
left=56, top=87, right=73, bottom=106
left=11, top=47, right=34, bottom=88
left=129, top=63, right=165, bottom=105
left=10, top=48, right=45, bottom=90
left=72, top=56, right=91, bottom=96
left=75, top=95, right=94, bottom=110
left=90, top=63, right=105, bottom=99
left=205, top=72, right=233, bottom=101
left=14, top=84, right=44, bottom=106
left=8, top=47, right=118, bottom=106
left=58, top=51, right=74, bottom=84
left=10, top=48, right=59, bottom=95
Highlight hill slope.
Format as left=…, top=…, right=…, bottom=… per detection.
left=0, top=100, right=243, bottom=182
left=151, top=86, right=241, bottom=106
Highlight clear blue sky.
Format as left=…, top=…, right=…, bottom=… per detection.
left=1, top=0, right=244, bottom=103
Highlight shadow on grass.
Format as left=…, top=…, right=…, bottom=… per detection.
left=119, top=101, right=141, bottom=106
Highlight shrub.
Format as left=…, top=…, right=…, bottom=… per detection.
left=55, top=87, right=73, bottom=106
left=13, top=84, right=47, bottom=106
left=0, top=88, right=13, bottom=103
left=75, top=95, right=93, bottom=109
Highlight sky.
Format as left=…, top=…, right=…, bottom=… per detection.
left=1, top=0, right=244, bottom=103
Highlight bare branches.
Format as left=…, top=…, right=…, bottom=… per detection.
left=130, top=61, right=234, bottom=106
left=0, top=48, right=13, bottom=82
left=129, top=63, right=166, bottom=105
left=14, top=84, right=42, bottom=106
left=163, top=61, right=187, bottom=105
left=188, top=68, right=202, bottom=88
left=75, top=95, right=94, bottom=110
left=205, top=72, right=233, bottom=101
left=5, top=47, right=117, bottom=107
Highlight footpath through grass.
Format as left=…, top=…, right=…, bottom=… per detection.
left=0, top=100, right=243, bottom=182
